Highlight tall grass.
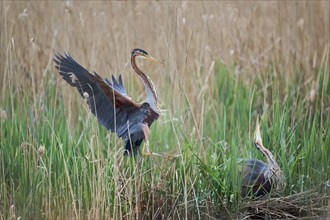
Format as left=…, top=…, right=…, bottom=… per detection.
left=1, top=1, right=329, bottom=219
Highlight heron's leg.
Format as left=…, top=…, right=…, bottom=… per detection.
left=140, top=126, right=163, bottom=157
left=141, top=140, right=154, bottom=156
left=141, top=124, right=181, bottom=159
left=141, top=140, right=181, bottom=160
left=141, top=140, right=166, bottom=158
left=141, top=125, right=153, bottom=157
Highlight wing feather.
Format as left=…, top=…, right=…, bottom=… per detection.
left=104, top=74, right=129, bottom=97
left=54, top=52, right=142, bottom=136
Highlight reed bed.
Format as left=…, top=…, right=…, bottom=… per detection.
left=0, top=1, right=329, bottom=219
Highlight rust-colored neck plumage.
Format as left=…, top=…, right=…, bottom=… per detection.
left=257, top=141, right=285, bottom=189
left=254, top=141, right=279, bottom=169
left=131, top=54, right=159, bottom=113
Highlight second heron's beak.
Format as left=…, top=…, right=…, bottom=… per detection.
left=254, top=117, right=263, bottom=146
left=144, top=54, right=164, bottom=64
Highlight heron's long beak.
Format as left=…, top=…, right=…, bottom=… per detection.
left=144, top=54, right=164, bottom=64
left=254, top=117, right=263, bottom=146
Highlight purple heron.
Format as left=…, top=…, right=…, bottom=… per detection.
left=240, top=120, right=284, bottom=197
left=54, top=49, right=178, bottom=158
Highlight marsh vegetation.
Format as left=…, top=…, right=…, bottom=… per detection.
left=0, top=2, right=329, bottom=219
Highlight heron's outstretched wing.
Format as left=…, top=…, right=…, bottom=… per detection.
left=54, top=52, right=143, bottom=136
left=104, top=75, right=129, bottom=98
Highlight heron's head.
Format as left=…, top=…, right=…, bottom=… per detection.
left=131, top=48, right=164, bottom=64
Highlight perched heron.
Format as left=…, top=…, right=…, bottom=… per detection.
left=54, top=48, right=179, bottom=159
left=240, top=119, right=284, bottom=197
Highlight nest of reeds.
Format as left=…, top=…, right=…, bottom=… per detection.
left=239, top=190, right=330, bottom=219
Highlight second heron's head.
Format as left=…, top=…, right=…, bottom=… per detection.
left=131, top=48, right=164, bottom=64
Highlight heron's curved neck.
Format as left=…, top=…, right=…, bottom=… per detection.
left=131, top=55, right=159, bottom=113
left=255, top=142, right=279, bottom=170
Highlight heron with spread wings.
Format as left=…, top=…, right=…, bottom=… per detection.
left=54, top=48, right=179, bottom=159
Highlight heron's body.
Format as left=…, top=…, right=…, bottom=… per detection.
left=239, top=121, right=284, bottom=197
left=239, top=159, right=273, bottom=197
left=54, top=49, right=165, bottom=156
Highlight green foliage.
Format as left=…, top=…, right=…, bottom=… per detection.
left=0, top=66, right=329, bottom=219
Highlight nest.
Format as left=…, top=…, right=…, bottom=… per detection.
left=239, top=190, right=330, bottom=219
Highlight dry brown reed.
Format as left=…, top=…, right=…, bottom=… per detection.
left=240, top=190, right=330, bottom=219
left=0, top=1, right=329, bottom=219
left=1, top=2, right=329, bottom=101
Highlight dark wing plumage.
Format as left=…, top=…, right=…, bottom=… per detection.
left=239, top=159, right=272, bottom=197
left=54, top=52, right=146, bottom=137
left=104, top=75, right=129, bottom=98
